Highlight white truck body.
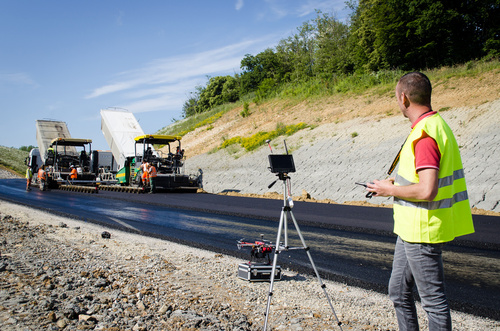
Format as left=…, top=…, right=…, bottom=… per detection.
left=100, top=109, right=145, bottom=169
left=27, top=148, right=43, bottom=171
left=35, top=120, right=76, bottom=164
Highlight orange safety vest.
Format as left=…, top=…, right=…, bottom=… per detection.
left=70, top=168, right=77, bottom=179
left=148, top=165, right=157, bottom=178
left=38, top=168, right=46, bottom=180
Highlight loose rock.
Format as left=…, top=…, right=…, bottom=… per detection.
left=0, top=201, right=498, bottom=330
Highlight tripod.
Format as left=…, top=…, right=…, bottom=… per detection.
left=264, top=172, right=343, bottom=330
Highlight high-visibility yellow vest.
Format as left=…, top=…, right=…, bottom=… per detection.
left=393, top=113, right=474, bottom=243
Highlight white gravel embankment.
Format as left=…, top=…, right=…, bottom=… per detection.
left=1, top=200, right=499, bottom=330
left=185, top=100, right=500, bottom=213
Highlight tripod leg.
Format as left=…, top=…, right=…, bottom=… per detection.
left=288, top=210, right=343, bottom=330
left=264, top=207, right=286, bottom=330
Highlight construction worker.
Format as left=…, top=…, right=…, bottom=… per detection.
left=46, top=147, right=55, bottom=165
left=38, top=166, right=47, bottom=191
left=148, top=162, right=157, bottom=193
left=69, top=165, right=78, bottom=180
left=25, top=167, right=33, bottom=191
left=140, top=162, right=149, bottom=187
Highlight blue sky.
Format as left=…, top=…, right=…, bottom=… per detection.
left=0, top=0, right=350, bottom=150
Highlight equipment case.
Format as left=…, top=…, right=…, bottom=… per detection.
left=238, top=262, right=281, bottom=282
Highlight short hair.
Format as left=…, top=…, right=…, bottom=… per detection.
left=397, top=72, right=432, bottom=106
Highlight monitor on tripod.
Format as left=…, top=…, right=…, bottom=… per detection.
left=268, top=154, right=296, bottom=173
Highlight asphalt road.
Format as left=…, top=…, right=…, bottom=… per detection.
left=1, top=178, right=499, bottom=320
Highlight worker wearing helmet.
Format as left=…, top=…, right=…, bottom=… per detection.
left=148, top=162, right=157, bottom=194
left=70, top=165, right=78, bottom=180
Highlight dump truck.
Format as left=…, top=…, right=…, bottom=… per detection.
left=100, top=108, right=145, bottom=170
left=35, top=119, right=74, bottom=166
left=100, top=109, right=202, bottom=192
left=28, top=120, right=114, bottom=190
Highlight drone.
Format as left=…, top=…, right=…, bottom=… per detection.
left=237, top=235, right=276, bottom=264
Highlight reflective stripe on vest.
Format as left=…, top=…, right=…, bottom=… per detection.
left=394, top=169, right=469, bottom=210
left=394, top=190, right=468, bottom=210
left=393, top=113, right=474, bottom=243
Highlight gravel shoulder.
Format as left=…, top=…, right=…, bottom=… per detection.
left=1, top=200, right=499, bottom=330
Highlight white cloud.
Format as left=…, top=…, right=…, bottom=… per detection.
left=86, top=81, right=139, bottom=99
left=87, top=39, right=260, bottom=100
left=85, top=37, right=278, bottom=114
left=116, top=10, right=125, bottom=26
left=235, top=0, right=244, bottom=10
left=119, top=94, right=181, bottom=113
left=261, top=0, right=347, bottom=20
left=0, top=73, right=38, bottom=87
left=296, top=0, right=346, bottom=18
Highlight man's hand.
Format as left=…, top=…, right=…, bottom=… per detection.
left=367, top=178, right=395, bottom=197
left=367, top=169, right=439, bottom=201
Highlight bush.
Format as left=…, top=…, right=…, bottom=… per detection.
left=240, top=102, right=251, bottom=118
left=0, top=146, right=29, bottom=175
left=218, top=122, right=308, bottom=152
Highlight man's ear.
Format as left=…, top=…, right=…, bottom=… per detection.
left=402, top=92, right=410, bottom=107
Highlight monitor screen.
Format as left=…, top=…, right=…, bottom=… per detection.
left=268, top=154, right=296, bottom=173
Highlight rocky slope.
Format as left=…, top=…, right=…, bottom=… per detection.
left=175, top=72, right=500, bottom=213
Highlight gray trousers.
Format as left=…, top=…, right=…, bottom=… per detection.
left=388, top=236, right=451, bottom=331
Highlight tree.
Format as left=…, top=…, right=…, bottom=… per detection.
left=350, top=0, right=500, bottom=71
left=239, top=49, right=291, bottom=95
left=313, top=11, right=354, bottom=77
left=197, top=76, right=238, bottom=113
left=221, top=76, right=240, bottom=103
left=182, top=85, right=204, bottom=117
left=276, top=21, right=316, bottom=80
left=19, top=145, right=36, bottom=152
left=239, top=54, right=260, bottom=94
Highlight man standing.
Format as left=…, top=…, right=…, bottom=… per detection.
left=25, top=167, right=33, bottom=191
left=148, top=162, right=157, bottom=194
left=367, top=72, right=474, bottom=330
left=140, top=162, right=149, bottom=187
left=70, top=165, right=78, bottom=181
left=38, top=166, right=47, bottom=191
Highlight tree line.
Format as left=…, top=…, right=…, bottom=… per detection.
left=182, top=0, right=499, bottom=118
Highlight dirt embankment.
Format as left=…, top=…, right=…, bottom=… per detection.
left=178, top=72, right=499, bottom=157
left=166, top=71, right=500, bottom=215
left=0, top=166, right=22, bottom=179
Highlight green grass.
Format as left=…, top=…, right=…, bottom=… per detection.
left=0, top=146, right=29, bottom=175
left=217, top=122, right=309, bottom=152
left=157, top=57, right=499, bottom=151
left=156, top=103, right=238, bottom=137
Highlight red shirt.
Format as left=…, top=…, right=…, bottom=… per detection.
left=411, top=111, right=440, bottom=171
